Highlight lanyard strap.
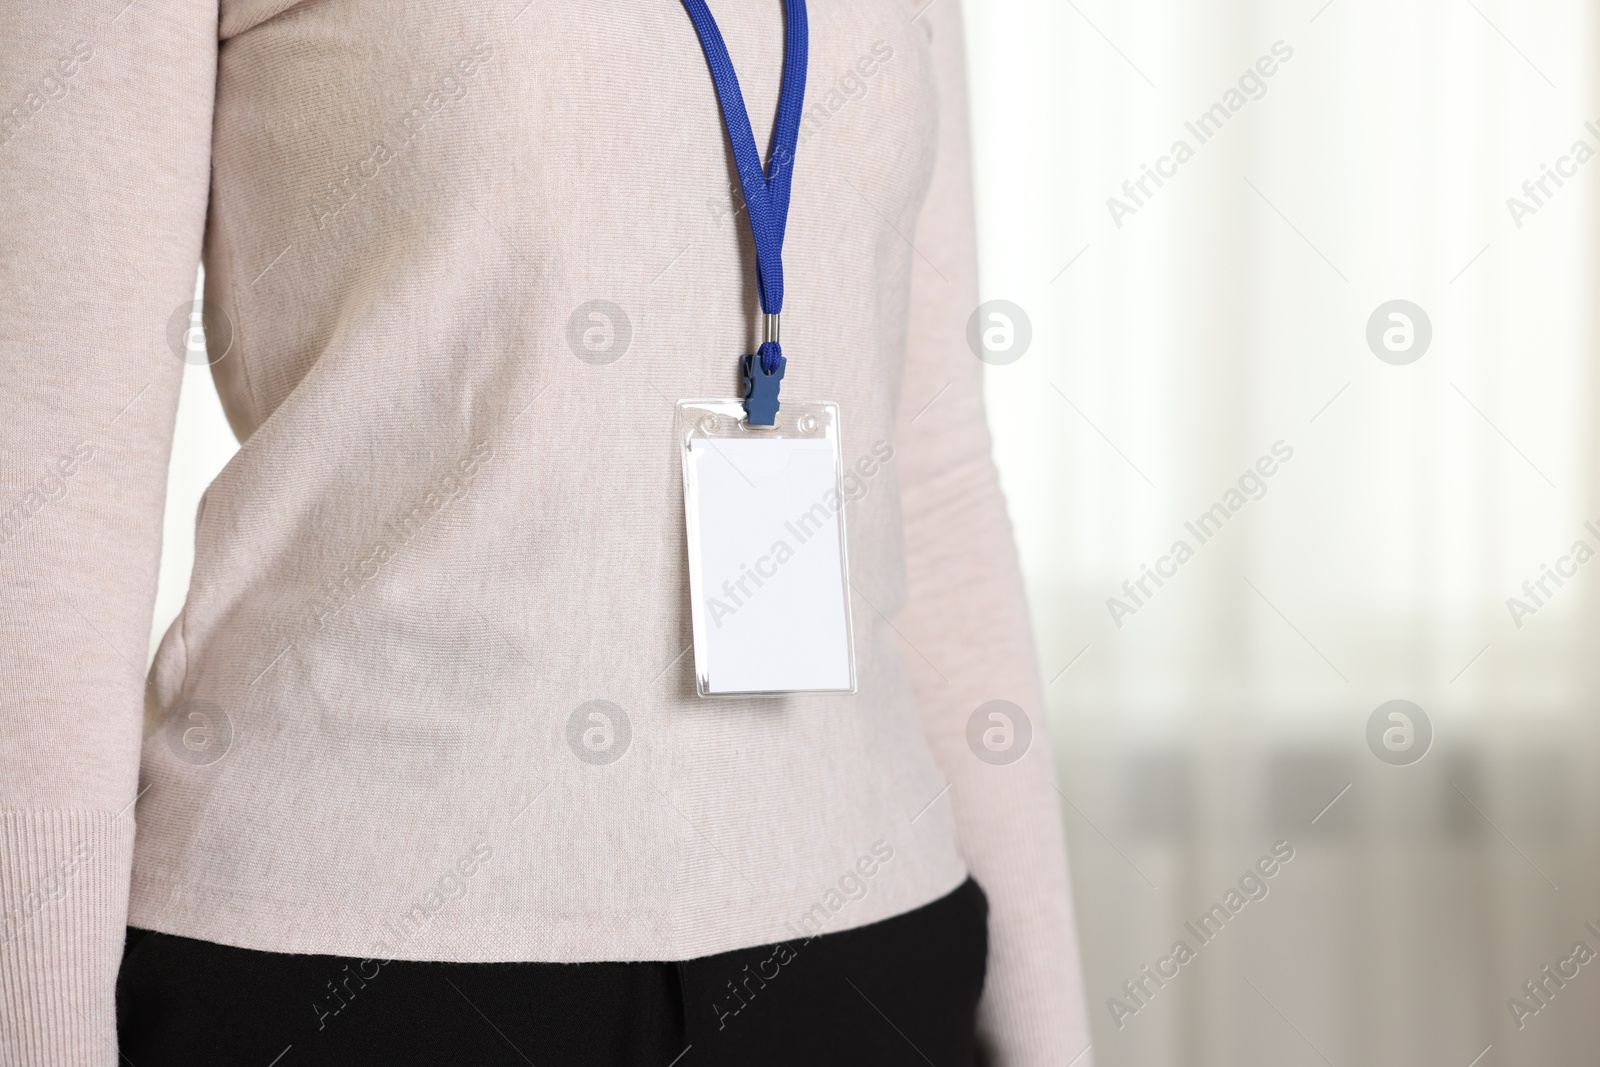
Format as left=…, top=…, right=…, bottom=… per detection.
left=681, top=0, right=808, bottom=424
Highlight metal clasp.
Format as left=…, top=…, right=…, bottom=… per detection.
left=763, top=312, right=780, bottom=346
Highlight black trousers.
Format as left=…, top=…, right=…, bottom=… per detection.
left=117, top=877, right=987, bottom=1066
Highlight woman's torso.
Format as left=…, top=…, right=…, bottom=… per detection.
left=131, top=0, right=968, bottom=963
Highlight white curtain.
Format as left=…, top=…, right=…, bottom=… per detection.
left=964, top=0, right=1600, bottom=1063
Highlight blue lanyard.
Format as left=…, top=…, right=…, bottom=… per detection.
left=680, top=0, right=809, bottom=425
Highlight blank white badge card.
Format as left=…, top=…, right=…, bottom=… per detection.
left=680, top=402, right=856, bottom=696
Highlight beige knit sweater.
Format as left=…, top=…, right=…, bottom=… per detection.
left=0, top=1, right=1089, bottom=1062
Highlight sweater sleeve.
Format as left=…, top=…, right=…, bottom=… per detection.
left=893, top=4, right=1093, bottom=1064
left=0, top=4, right=216, bottom=1064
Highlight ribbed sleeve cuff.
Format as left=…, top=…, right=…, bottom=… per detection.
left=0, top=810, right=135, bottom=1067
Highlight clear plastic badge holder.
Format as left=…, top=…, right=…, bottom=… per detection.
left=677, top=399, right=858, bottom=697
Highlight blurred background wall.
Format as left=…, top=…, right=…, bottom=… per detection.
left=152, top=1, right=1600, bottom=1063
left=962, top=0, right=1600, bottom=1064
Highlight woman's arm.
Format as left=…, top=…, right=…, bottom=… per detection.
left=893, top=3, right=1093, bottom=1063
left=0, top=3, right=216, bottom=1063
